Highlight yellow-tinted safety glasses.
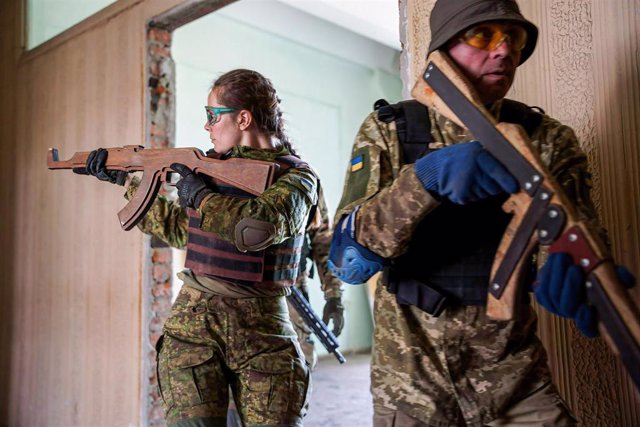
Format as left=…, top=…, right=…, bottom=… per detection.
left=460, top=23, right=527, bottom=52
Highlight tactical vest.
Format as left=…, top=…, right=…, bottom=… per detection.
left=184, top=155, right=310, bottom=289
left=376, top=99, right=543, bottom=313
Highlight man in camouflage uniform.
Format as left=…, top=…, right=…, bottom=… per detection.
left=288, top=187, right=344, bottom=370
left=330, top=1, right=609, bottom=426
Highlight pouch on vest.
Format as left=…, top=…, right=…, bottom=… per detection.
left=382, top=266, right=449, bottom=317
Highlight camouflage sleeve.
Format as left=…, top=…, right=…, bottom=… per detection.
left=532, top=115, right=607, bottom=265
left=335, top=112, right=440, bottom=258
left=197, top=166, right=318, bottom=246
left=124, top=176, right=189, bottom=248
left=307, top=186, right=343, bottom=299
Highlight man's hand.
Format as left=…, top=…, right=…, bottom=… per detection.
left=170, top=163, right=213, bottom=209
left=323, top=297, right=345, bottom=337
left=534, top=252, right=635, bottom=338
left=73, top=148, right=127, bottom=185
left=414, top=141, right=518, bottom=204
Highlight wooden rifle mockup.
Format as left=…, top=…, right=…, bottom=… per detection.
left=412, top=51, right=640, bottom=390
left=47, top=145, right=278, bottom=230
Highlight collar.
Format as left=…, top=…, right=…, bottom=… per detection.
left=224, top=144, right=291, bottom=161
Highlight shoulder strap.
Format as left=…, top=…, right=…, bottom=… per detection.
left=375, top=99, right=431, bottom=164
left=500, top=99, right=544, bottom=137
left=275, top=154, right=308, bottom=172
left=276, top=154, right=320, bottom=229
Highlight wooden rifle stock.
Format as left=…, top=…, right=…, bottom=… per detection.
left=412, top=51, right=640, bottom=390
left=47, top=145, right=278, bottom=230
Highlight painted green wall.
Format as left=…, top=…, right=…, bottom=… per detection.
left=173, top=0, right=402, bottom=353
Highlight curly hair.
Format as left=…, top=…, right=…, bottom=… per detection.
left=212, top=69, right=297, bottom=156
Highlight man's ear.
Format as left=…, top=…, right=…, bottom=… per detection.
left=237, top=110, right=253, bottom=130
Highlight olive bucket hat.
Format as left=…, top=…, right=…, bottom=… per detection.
left=428, top=0, right=539, bottom=65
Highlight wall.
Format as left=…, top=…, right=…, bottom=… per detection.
left=0, top=0, right=197, bottom=425
left=401, top=0, right=640, bottom=425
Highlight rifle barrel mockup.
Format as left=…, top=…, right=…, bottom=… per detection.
left=287, top=286, right=346, bottom=364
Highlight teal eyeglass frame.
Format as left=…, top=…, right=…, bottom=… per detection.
left=205, top=106, right=237, bottom=126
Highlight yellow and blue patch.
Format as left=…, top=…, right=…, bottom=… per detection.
left=351, top=155, right=364, bottom=172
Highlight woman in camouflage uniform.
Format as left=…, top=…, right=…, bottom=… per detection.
left=81, top=70, right=316, bottom=427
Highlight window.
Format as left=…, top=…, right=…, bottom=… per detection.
left=26, top=0, right=117, bottom=49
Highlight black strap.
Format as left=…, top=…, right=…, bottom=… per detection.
left=500, top=99, right=544, bottom=138
left=375, top=99, right=431, bottom=163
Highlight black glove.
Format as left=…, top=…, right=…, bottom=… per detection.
left=170, top=163, right=213, bottom=209
left=73, top=148, right=127, bottom=185
left=323, top=297, right=345, bottom=337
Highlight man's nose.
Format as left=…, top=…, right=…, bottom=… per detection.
left=491, top=38, right=512, bottom=57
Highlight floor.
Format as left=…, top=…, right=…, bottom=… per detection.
left=227, top=352, right=373, bottom=427
left=304, top=352, right=373, bottom=427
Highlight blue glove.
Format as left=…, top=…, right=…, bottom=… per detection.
left=415, top=141, right=518, bottom=204
left=328, top=209, right=385, bottom=285
left=534, top=252, right=636, bottom=338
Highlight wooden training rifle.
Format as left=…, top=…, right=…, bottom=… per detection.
left=47, top=145, right=278, bottom=230
left=412, top=51, right=640, bottom=390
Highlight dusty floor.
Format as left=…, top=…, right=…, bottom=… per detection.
left=304, top=352, right=373, bottom=427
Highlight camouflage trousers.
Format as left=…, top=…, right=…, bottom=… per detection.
left=157, top=286, right=311, bottom=427
left=371, top=281, right=559, bottom=427
left=287, top=280, right=318, bottom=371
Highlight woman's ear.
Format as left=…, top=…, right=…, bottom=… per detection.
left=237, top=110, right=253, bottom=130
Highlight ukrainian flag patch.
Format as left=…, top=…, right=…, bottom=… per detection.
left=351, top=155, right=364, bottom=172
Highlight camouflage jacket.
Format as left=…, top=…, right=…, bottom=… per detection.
left=335, top=100, right=600, bottom=424
left=301, top=186, right=343, bottom=299
left=336, top=100, right=601, bottom=263
left=126, top=145, right=318, bottom=251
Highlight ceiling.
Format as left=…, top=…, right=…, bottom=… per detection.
left=276, top=0, right=401, bottom=50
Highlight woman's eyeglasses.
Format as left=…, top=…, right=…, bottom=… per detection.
left=205, top=106, right=237, bottom=126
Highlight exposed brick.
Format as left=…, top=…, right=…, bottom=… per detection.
left=151, top=282, right=172, bottom=297
left=152, top=248, right=172, bottom=264
left=152, top=298, right=172, bottom=314
left=149, top=28, right=171, bottom=44
left=153, top=264, right=171, bottom=282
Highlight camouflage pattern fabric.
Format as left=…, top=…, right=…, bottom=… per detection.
left=307, top=186, right=343, bottom=300
left=126, top=145, right=318, bottom=250
left=157, top=286, right=310, bottom=427
left=288, top=186, right=343, bottom=370
left=287, top=280, right=318, bottom=370
left=335, top=103, right=596, bottom=426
